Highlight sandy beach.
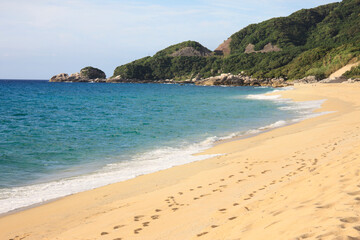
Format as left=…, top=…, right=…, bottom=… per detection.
left=2, top=83, right=360, bottom=240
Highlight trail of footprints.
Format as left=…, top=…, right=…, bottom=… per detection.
left=94, top=135, right=360, bottom=239
left=96, top=157, right=324, bottom=239
left=6, top=131, right=360, bottom=240
left=309, top=183, right=360, bottom=240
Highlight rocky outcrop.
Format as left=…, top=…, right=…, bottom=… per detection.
left=80, top=66, right=106, bottom=79
left=245, top=43, right=281, bottom=54
left=293, top=75, right=318, bottom=84
left=170, top=47, right=212, bottom=57
left=50, top=73, right=69, bottom=82
left=214, top=38, right=232, bottom=56
left=319, top=76, right=347, bottom=83
left=345, top=78, right=360, bottom=83
left=50, top=66, right=106, bottom=83
left=194, top=73, right=291, bottom=87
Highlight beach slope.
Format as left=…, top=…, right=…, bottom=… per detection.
left=1, top=83, right=360, bottom=240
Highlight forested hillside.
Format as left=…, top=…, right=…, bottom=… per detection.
left=114, top=0, right=360, bottom=81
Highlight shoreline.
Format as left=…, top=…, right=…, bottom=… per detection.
left=0, top=86, right=301, bottom=215
left=2, top=83, right=360, bottom=239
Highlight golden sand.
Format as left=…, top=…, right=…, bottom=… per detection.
left=1, top=83, right=360, bottom=240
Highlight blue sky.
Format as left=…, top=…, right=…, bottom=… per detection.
left=0, top=0, right=336, bottom=79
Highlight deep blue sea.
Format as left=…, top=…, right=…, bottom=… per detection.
left=0, top=80, right=324, bottom=213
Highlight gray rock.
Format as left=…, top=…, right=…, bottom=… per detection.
left=50, top=73, right=69, bottom=82
left=194, top=73, right=291, bottom=87
left=293, top=76, right=318, bottom=84
left=320, top=76, right=347, bottom=83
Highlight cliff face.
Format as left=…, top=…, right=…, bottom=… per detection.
left=214, top=38, right=232, bottom=56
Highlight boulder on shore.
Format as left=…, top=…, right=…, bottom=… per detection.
left=194, top=73, right=291, bottom=87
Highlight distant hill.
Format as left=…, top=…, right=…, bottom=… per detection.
left=113, top=0, right=360, bottom=81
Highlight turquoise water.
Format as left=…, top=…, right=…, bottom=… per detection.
left=0, top=80, right=320, bottom=213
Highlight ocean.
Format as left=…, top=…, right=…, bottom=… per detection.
left=0, top=80, right=324, bottom=213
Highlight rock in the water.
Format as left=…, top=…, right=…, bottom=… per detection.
left=50, top=73, right=69, bottom=82
left=50, top=67, right=106, bottom=83
left=106, top=75, right=124, bottom=83
left=80, top=66, right=106, bottom=79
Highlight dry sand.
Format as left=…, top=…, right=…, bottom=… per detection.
left=2, top=83, right=360, bottom=240
left=329, top=61, right=360, bottom=79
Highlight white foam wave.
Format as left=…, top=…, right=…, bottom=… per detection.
left=259, top=120, right=287, bottom=130
left=278, top=99, right=326, bottom=113
left=0, top=141, right=219, bottom=214
left=254, top=86, right=270, bottom=89
left=246, top=94, right=281, bottom=100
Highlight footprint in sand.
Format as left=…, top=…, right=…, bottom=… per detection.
left=142, top=222, right=150, bottom=227
left=151, top=215, right=160, bottom=220
left=348, top=191, right=360, bottom=196
left=155, top=209, right=162, bottom=212
left=134, top=228, right=142, bottom=234
left=347, top=236, right=360, bottom=240
left=339, top=217, right=359, bottom=223
left=197, top=232, right=208, bottom=237
left=113, top=225, right=125, bottom=230
left=134, top=215, right=145, bottom=221
left=353, top=226, right=360, bottom=231
left=228, top=217, right=237, bottom=220
left=211, top=225, right=218, bottom=228
left=200, top=194, right=210, bottom=198
left=100, top=232, right=109, bottom=236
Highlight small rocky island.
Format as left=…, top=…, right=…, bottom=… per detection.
left=50, top=67, right=107, bottom=83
